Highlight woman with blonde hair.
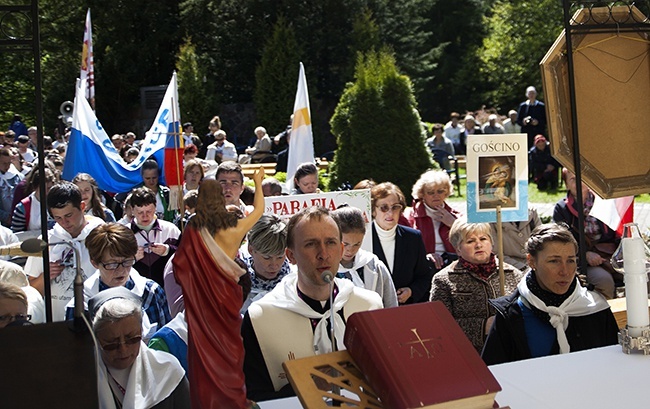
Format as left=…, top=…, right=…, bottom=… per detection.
left=430, top=218, right=524, bottom=352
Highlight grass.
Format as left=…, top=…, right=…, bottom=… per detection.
left=446, top=169, right=650, bottom=205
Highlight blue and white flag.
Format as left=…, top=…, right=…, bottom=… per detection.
left=62, top=75, right=181, bottom=193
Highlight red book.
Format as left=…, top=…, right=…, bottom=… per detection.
left=344, top=301, right=501, bottom=409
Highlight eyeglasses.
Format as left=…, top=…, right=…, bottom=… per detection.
left=0, top=314, right=31, bottom=323
left=376, top=204, right=403, bottom=213
left=100, top=335, right=142, bottom=351
left=100, top=259, right=136, bottom=271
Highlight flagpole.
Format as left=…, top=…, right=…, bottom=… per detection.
left=171, top=95, right=184, bottom=230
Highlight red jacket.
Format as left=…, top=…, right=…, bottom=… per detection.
left=407, top=200, right=460, bottom=255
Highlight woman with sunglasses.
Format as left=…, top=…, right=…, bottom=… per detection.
left=66, top=223, right=171, bottom=340
left=370, top=182, right=432, bottom=304
left=90, top=287, right=189, bottom=409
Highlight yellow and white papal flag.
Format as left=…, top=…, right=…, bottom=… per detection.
left=286, top=62, right=315, bottom=191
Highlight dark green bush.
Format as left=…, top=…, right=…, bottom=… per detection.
left=328, top=50, right=433, bottom=202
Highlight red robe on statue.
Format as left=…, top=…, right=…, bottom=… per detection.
left=174, top=227, right=247, bottom=409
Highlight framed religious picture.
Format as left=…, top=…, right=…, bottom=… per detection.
left=466, top=134, right=529, bottom=223
left=540, top=5, right=650, bottom=198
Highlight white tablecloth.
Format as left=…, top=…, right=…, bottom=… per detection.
left=489, top=345, right=650, bottom=408
left=259, top=345, right=650, bottom=408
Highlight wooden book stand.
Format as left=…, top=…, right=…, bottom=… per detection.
left=283, top=350, right=382, bottom=408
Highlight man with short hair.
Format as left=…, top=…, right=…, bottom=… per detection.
left=182, top=122, right=202, bottom=149
left=0, top=148, right=24, bottom=227
left=242, top=206, right=383, bottom=401
left=443, top=112, right=462, bottom=147
left=27, top=126, right=38, bottom=150
left=216, top=162, right=251, bottom=214
left=24, top=182, right=104, bottom=321
left=517, top=86, right=547, bottom=148
left=482, top=114, right=505, bottom=134
left=141, top=159, right=174, bottom=222
left=124, top=132, right=136, bottom=146
left=16, top=134, right=36, bottom=163
left=503, top=110, right=521, bottom=134
left=111, top=134, right=124, bottom=151
left=426, top=123, right=455, bottom=171
left=205, top=130, right=237, bottom=163
left=261, top=177, right=283, bottom=197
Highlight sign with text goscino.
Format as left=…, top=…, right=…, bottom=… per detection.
left=466, top=134, right=529, bottom=223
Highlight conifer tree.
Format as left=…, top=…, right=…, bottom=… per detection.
left=176, top=38, right=214, bottom=129
left=254, top=16, right=301, bottom=134
left=329, top=50, right=432, bottom=201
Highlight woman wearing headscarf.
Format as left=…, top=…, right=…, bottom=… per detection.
left=90, top=287, right=189, bottom=409
left=481, top=224, right=618, bottom=365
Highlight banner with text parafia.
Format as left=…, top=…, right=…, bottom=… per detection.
left=264, top=189, right=372, bottom=251
left=466, top=134, right=528, bottom=223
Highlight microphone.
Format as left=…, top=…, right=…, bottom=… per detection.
left=321, top=270, right=333, bottom=284
left=20, top=238, right=48, bottom=253
left=320, top=270, right=336, bottom=352
left=0, top=241, right=44, bottom=257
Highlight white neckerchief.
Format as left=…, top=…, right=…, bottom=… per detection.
left=374, top=221, right=397, bottom=273
left=259, top=274, right=355, bottom=354
left=97, top=341, right=184, bottom=409
left=517, top=275, right=610, bottom=354
left=337, top=249, right=373, bottom=288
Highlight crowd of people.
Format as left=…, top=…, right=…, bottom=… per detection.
left=0, top=89, right=625, bottom=407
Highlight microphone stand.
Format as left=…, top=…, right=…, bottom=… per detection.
left=321, top=271, right=340, bottom=405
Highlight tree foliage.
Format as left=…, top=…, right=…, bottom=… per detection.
left=478, top=0, right=563, bottom=111
left=176, top=38, right=215, bottom=128
left=0, top=0, right=569, bottom=149
left=329, top=50, right=432, bottom=200
left=253, top=16, right=301, bottom=134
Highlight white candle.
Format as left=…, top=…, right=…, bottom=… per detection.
left=623, top=237, right=649, bottom=337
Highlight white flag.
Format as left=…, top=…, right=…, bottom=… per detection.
left=590, top=195, right=634, bottom=235
left=286, top=62, right=315, bottom=191
left=80, top=9, right=95, bottom=105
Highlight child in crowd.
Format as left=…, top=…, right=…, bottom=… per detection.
left=332, top=206, right=398, bottom=307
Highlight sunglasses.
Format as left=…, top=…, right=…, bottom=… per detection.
left=376, top=204, right=403, bottom=213
left=100, top=335, right=142, bottom=351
